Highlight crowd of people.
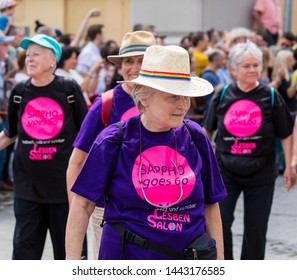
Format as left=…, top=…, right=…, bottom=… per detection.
left=0, top=0, right=297, bottom=260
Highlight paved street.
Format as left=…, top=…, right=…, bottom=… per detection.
left=0, top=175, right=296, bottom=260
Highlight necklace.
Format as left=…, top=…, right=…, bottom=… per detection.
left=138, top=119, right=184, bottom=209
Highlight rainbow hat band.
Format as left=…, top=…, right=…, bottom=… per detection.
left=119, top=45, right=213, bottom=97
left=107, top=31, right=156, bottom=66
left=139, top=69, right=191, bottom=81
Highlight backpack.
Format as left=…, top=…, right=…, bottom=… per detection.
left=219, top=84, right=275, bottom=107
left=218, top=84, right=275, bottom=176
left=12, top=77, right=76, bottom=105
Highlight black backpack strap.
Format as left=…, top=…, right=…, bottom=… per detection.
left=117, top=121, right=123, bottom=144
left=63, top=77, right=75, bottom=103
left=220, top=84, right=275, bottom=108
left=109, top=223, right=182, bottom=259
left=12, top=79, right=29, bottom=104
left=219, top=84, right=229, bottom=102
left=270, top=87, right=275, bottom=108
left=183, top=119, right=199, bottom=148
left=13, top=94, right=22, bottom=104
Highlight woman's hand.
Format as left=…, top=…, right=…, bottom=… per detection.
left=283, top=165, right=296, bottom=191
left=87, top=8, right=101, bottom=19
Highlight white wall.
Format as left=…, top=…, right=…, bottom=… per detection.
left=131, top=0, right=255, bottom=44
left=202, top=0, right=254, bottom=30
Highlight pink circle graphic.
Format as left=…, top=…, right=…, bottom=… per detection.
left=132, top=146, right=195, bottom=206
left=121, top=106, right=139, bottom=121
left=21, top=97, right=64, bottom=140
left=223, top=100, right=262, bottom=137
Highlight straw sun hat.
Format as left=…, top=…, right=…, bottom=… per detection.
left=120, top=45, right=213, bottom=97
left=107, top=30, right=156, bottom=66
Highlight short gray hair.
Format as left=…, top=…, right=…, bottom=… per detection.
left=229, top=41, right=263, bottom=71
left=132, top=85, right=154, bottom=112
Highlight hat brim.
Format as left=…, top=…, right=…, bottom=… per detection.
left=118, top=76, right=214, bottom=97
left=107, top=50, right=146, bottom=66
left=20, top=38, right=50, bottom=51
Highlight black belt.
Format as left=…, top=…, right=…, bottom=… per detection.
left=109, top=223, right=183, bottom=259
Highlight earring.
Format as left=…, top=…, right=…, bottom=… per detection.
left=51, top=64, right=54, bottom=68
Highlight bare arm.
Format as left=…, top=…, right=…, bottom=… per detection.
left=286, top=84, right=297, bottom=99
left=214, top=83, right=224, bottom=93
left=269, top=68, right=285, bottom=89
left=79, top=62, right=101, bottom=92
left=252, top=10, right=264, bottom=29
left=5, top=59, right=19, bottom=79
left=66, top=148, right=88, bottom=205
left=204, top=203, right=224, bottom=260
left=85, top=62, right=105, bottom=95
left=0, top=131, right=17, bottom=150
left=65, top=193, right=96, bottom=259
left=70, top=8, right=101, bottom=48
left=281, top=135, right=296, bottom=190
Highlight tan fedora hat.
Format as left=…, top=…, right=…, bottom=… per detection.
left=119, top=45, right=213, bottom=97
left=107, top=31, right=156, bottom=66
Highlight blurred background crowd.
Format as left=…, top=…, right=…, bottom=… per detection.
left=0, top=0, right=296, bottom=206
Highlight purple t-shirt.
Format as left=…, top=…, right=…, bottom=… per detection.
left=73, top=84, right=137, bottom=153
left=71, top=115, right=227, bottom=259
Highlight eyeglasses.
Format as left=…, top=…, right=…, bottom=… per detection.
left=138, top=122, right=184, bottom=209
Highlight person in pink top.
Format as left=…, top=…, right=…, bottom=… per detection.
left=252, top=0, right=282, bottom=46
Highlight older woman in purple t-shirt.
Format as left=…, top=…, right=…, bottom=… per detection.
left=66, top=45, right=227, bottom=260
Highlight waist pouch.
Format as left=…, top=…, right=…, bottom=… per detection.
left=219, top=153, right=267, bottom=176
left=184, top=233, right=217, bottom=260
left=109, top=223, right=217, bottom=260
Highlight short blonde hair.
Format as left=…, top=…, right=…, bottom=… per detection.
left=272, top=49, right=294, bottom=81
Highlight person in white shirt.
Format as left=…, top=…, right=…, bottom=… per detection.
left=56, top=46, right=102, bottom=106
left=76, top=24, right=106, bottom=95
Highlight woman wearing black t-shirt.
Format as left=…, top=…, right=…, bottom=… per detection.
left=203, top=41, right=296, bottom=260
left=0, top=34, right=88, bottom=259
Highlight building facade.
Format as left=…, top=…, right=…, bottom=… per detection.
left=13, top=0, right=296, bottom=44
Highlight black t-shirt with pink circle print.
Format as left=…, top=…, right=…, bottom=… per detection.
left=5, top=75, right=88, bottom=203
left=203, top=82, right=294, bottom=185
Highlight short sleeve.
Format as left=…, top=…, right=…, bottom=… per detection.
left=70, top=79, right=89, bottom=131
left=4, top=82, right=25, bottom=138
left=73, top=95, right=105, bottom=152
left=71, top=123, right=122, bottom=204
